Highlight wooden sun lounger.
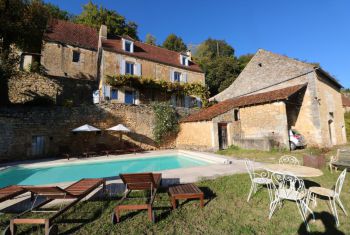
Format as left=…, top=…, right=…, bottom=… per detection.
left=0, top=185, right=27, bottom=204
left=112, top=173, right=162, bottom=223
left=6, top=178, right=106, bottom=235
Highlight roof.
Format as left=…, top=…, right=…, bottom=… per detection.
left=181, top=84, right=307, bottom=123
left=44, top=20, right=98, bottom=51
left=342, top=95, right=350, bottom=107
left=102, top=37, right=203, bottom=73
left=212, top=49, right=342, bottom=102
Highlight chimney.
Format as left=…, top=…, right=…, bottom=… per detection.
left=186, top=50, right=192, bottom=60
left=99, top=25, right=107, bottom=39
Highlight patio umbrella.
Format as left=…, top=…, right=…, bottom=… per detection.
left=106, top=124, right=131, bottom=142
left=72, top=124, right=101, bottom=132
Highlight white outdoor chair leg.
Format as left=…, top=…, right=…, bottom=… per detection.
left=247, top=183, right=255, bottom=202
left=296, top=200, right=310, bottom=231
left=335, top=196, right=348, bottom=216
left=328, top=197, right=339, bottom=226
left=269, top=198, right=280, bottom=219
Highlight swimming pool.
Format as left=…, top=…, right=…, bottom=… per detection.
left=0, top=155, right=210, bottom=187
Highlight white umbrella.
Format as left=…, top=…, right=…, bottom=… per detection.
left=106, top=124, right=131, bottom=132
left=72, top=124, right=100, bottom=132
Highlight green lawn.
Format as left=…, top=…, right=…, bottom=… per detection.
left=0, top=163, right=349, bottom=234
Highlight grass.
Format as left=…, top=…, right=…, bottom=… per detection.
left=345, top=112, right=350, bottom=141
left=0, top=147, right=349, bottom=234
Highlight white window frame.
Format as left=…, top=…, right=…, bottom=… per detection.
left=125, top=61, right=135, bottom=75
left=180, top=54, right=189, bottom=66
left=122, top=38, right=134, bottom=53
left=173, top=71, right=181, bottom=82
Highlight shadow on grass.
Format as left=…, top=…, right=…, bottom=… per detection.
left=298, top=212, right=345, bottom=235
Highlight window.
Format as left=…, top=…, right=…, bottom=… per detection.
left=125, top=90, right=135, bottom=104
left=123, top=39, right=134, bottom=52
left=180, top=55, right=189, bottom=66
left=32, top=136, right=45, bottom=156
left=174, top=71, right=181, bottom=82
left=72, top=51, right=80, bottom=62
left=125, top=62, right=134, bottom=75
left=111, top=88, right=118, bottom=100
left=234, top=109, right=240, bottom=121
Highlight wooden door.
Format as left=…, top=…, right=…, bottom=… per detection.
left=218, top=123, right=228, bottom=150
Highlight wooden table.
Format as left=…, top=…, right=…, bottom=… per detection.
left=264, top=164, right=323, bottom=178
left=168, top=184, right=204, bottom=209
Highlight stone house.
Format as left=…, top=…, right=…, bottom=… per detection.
left=98, top=26, right=205, bottom=107
left=177, top=49, right=346, bottom=151
left=41, top=19, right=99, bottom=80
left=39, top=20, right=205, bottom=107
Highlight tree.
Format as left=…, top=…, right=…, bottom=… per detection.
left=201, top=57, right=241, bottom=95
left=0, top=0, right=52, bottom=105
left=162, top=34, right=187, bottom=52
left=237, top=53, right=254, bottom=71
left=75, top=1, right=138, bottom=40
left=43, top=2, right=74, bottom=21
left=145, top=33, right=156, bottom=45
left=195, top=38, right=234, bottom=59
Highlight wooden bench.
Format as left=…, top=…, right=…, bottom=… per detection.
left=168, top=184, right=204, bottom=209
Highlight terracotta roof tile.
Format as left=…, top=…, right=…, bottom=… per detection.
left=181, top=84, right=307, bottom=123
left=44, top=19, right=98, bottom=50
left=102, top=37, right=203, bottom=73
left=342, top=95, right=350, bottom=107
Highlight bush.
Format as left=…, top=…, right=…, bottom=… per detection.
left=152, top=102, right=179, bottom=144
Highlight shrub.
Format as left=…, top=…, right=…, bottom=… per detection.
left=152, top=102, right=179, bottom=144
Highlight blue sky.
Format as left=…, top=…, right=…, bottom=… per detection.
left=46, top=0, right=350, bottom=88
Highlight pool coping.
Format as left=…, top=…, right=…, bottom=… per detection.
left=0, top=149, right=231, bottom=170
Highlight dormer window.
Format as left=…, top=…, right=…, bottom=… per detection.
left=122, top=38, right=134, bottom=53
left=180, top=54, right=189, bottom=66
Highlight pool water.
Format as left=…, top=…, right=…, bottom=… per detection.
left=0, top=155, right=209, bottom=187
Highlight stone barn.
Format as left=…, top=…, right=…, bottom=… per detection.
left=177, top=85, right=307, bottom=151
left=209, top=49, right=346, bottom=149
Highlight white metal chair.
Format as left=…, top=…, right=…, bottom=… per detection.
left=279, top=155, right=300, bottom=166
left=269, top=173, right=314, bottom=231
left=308, top=169, right=347, bottom=226
left=245, top=159, right=273, bottom=202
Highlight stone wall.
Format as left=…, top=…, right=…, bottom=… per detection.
left=0, top=103, right=181, bottom=162
left=41, top=41, right=98, bottom=80
left=176, top=121, right=214, bottom=151
left=8, top=72, right=97, bottom=106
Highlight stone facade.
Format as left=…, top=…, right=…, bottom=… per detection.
left=211, top=49, right=346, bottom=148
left=177, top=102, right=289, bottom=151
left=41, top=42, right=98, bottom=80
left=99, top=50, right=205, bottom=106
left=0, top=103, right=186, bottom=162
left=8, top=72, right=97, bottom=106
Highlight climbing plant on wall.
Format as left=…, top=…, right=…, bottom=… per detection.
left=152, top=102, right=179, bottom=144
left=105, top=75, right=210, bottom=106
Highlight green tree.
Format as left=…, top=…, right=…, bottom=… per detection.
left=75, top=1, right=138, bottom=39
left=162, top=34, right=187, bottom=52
left=237, top=53, right=254, bottom=71
left=201, top=57, right=241, bottom=95
left=195, top=38, right=234, bottom=59
left=145, top=33, right=156, bottom=45
left=43, top=2, right=74, bottom=21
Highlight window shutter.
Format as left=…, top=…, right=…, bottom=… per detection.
left=104, top=85, right=111, bottom=99
left=130, top=42, right=134, bottom=53
left=122, top=39, right=125, bottom=50
left=170, top=70, right=174, bottom=82
left=136, top=63, right=142, bottom=76
left=183, top=73, right=188, bottom=83
left=120, top=59, right=125, bottom=75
